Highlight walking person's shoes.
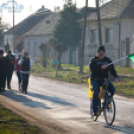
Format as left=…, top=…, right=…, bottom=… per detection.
left=7, top=85, right=11, bottom=90
left=25, top=90, right=27, bottom=94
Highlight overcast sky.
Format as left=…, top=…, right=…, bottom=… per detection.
left=0, top=0, right=95, bottom=26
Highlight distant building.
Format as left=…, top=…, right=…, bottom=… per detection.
left=4, top=6, right=51, bottom=53
left=81, top=0, right=134, bottom=67
left=4, top=6, right=85, bottom=65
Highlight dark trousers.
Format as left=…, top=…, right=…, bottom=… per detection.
left=16, top=71, right=21, bottom=88
left=0, top=74, right=6, bottom=90
left=21, top=73, right=30, bottom=92
left=92, top=80, right=116, bottom=114
left=6, top=70, right=13, bottom=88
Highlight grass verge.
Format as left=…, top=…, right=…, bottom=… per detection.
left=0, top=104, right=43, bottom=134
left=31, top=63, right=134, bottom=97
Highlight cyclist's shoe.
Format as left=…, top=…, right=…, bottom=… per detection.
left=93, top=111, right=101, bottom=116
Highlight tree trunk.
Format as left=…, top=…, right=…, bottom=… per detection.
left=57, top=52, right=62, bottom=70
left=43, top=54, right=47, bottom=68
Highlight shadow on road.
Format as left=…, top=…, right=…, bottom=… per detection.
left=2, top=90, right=51, bottom=109
left=104, top=125, right=134, bottom=134
left=26, top=91, right=76, bottom=107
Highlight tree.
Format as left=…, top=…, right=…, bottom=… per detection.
left=17, top=42, right=23, bottom=52
left=0, top=16, right=11, bottom=48
left=50, top=0, right=82, bottom=70
left=39, top=43, right=47, bottom=67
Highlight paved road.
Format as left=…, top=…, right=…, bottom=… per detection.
left=1, top=75, right=134, bottom=134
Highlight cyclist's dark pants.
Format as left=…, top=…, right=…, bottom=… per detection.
left=92, top=80, right=115, bottom=115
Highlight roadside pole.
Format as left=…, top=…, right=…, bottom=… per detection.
left=56, top=64, right=58, bottom=77
left=96, top=0, right=102, bottom=46
left=80, top=0, right=88, bottom=74
left=79, top=0, right=102, bottom=73
left=12, top=0, right=15, bottom=52
left=55, top=60, right=59, bottom=77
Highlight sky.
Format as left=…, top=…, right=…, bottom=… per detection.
left=0, top=0, right=95, bottom=26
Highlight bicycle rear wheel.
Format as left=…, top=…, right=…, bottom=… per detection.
left=104, top=98, right=116, bottom=126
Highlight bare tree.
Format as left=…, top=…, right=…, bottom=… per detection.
left=0, top=16, right=11, bottom=46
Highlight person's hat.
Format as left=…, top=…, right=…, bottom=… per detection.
left=97, top=46, right=106, bottom=52
left=0, top=49, right=4, bottom=54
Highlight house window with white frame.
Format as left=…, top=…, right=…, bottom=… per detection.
left=105, top=26, right=113, bottom=43
left=90, top=27, right=97, bottom=43
left=33, top=42, right=37, bottom=55
left=27, top=42, right=31, bottom=54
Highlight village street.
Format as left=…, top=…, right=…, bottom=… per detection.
left=0, top=74, right=134, bottom=134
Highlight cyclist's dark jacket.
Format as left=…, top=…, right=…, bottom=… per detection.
left=89, top=56, right=118, bottom=80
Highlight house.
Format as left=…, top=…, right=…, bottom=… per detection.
left=4, top=6, right=51, bottom=53
left=23, top=11, right=60, bottom=62
left=4, top=6, right=85, bottom=65
left=82, top=0, right=134, bottom=67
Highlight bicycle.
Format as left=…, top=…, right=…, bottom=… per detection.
left=90, top=80, right=116, bottom=126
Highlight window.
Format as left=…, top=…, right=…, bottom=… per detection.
left=33, top=42, right=37, bottom=55
left=46, top=20, right=50, bottom=24
left=90, top=28, right=96, bottom=43
left=27, top=42, right=31, bottom=54
left=105, top=26, right=113, bottom=43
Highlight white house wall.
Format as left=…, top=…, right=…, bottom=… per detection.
left=84, top=20, right=120, bottom=65
left=120, top=18, right=134, bottom=67
left=24, top=35, right=53, bottom=62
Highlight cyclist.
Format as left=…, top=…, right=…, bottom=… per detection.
left=89, top=46, right=119, bottom=116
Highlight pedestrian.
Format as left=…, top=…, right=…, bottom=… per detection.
left=19, top=52, right=32, bottom=94
left=0, top=49, right=8, bottom=93
left=14, top=53, right=22, bottom=90
left=6, top=50, right=15, bottom=89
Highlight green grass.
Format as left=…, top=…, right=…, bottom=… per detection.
left=0, top=105, right=43, bottom=134
left=31, top=63, right=134, bottom=97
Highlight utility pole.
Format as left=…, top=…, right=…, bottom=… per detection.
left=79, top=0, right=102, bottom=74
left=96, top=0, right=102, bottom=46
left=12, top=0, right=15, bottom=52
left=80, top=0, right=88, bottom=74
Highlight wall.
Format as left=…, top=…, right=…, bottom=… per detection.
left=24, top=34, right=54, bottom=62
left=120, top=18, right=134, bottom=67
left=15, top=35, right=25, bottom=52
left=84, top=19, right=120, bottom=65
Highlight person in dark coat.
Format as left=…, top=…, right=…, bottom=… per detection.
left=0, top=49, right=8, bottom=93
left=19, top=52, right=32, bottom=94
left=6, top=50, right=15, bottom=89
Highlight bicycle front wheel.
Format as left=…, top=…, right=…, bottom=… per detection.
left=104, top=98, right=116, bottom=126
